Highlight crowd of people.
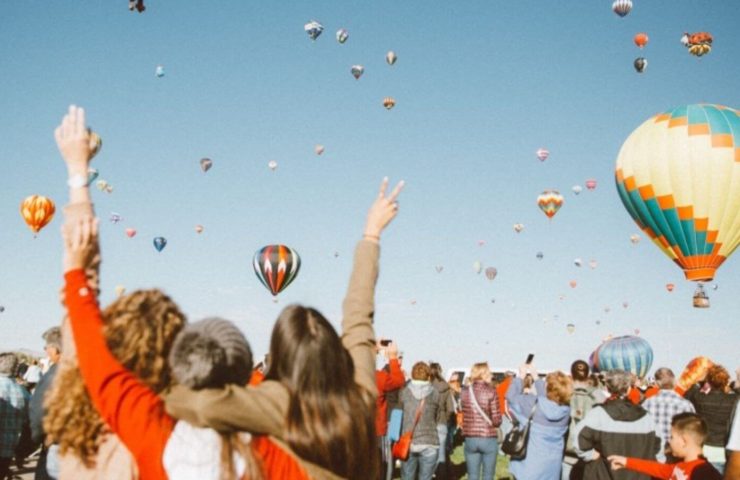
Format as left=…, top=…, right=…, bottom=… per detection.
left=1, top=106, right=739, bottom=480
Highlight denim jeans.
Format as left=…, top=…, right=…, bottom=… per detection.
left=436, top=424, right=448, bottom=464
left=464, top=437, right=498, bottom=480
left=401, top=447, right=438, bottom=480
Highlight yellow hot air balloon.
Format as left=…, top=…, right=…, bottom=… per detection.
left=20, top=195, right=56, bottom=235
left=616, top=104, right=740, bottom=283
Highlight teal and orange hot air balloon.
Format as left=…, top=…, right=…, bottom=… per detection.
left=537, top=190, right=564, bottom=219
left=615, top=104, right=740, bottom=285
left=253, top=245, right=301, bottom=296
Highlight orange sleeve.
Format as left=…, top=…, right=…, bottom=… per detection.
left=65, top=270, right=174, bottom=480
left=249, top=370, right=265, bottom=386
left=497, top=376, right=513, bottom=413
left=624, top=457, right=674, bottom=479
left=382, top=359, right=405, bottom=391
left=627, top=387, right=642, bottom=404
left=643, top=385, right=659, bottom=400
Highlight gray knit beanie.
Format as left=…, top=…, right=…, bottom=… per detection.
left=168, top=317, right=252, bottom=389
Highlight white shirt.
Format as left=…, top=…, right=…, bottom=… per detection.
left=23, top=365, right=41, bottom=383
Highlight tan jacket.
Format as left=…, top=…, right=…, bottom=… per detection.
left=164, top=240, right=381, bottom=480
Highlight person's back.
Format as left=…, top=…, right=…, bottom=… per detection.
left=0, top=352, right=31, bottom=479
left=641, top=367, right=695, bottom=457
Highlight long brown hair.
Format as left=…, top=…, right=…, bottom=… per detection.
left=265, top=305, right=377, bottom=479
left=44, top=289, right=186, bottom=465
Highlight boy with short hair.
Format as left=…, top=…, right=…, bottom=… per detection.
left=608, top=412, right=722, bottom=479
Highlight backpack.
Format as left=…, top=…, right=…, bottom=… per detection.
left=565, top=386, right=597, bottom=455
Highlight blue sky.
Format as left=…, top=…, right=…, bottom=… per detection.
left=1, top=1, right=738, bottom=375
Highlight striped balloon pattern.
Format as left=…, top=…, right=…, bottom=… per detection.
left=612, top=0, right=632, bottom=17
left=590, top=335, right=653, bottom=378
left=537, top=190, right=564, bottom=219
left=615, top=104, right=740, bottom=282
left=253, top=245, right=301, bottom=296
left=20, top=195, right=56, bottom=234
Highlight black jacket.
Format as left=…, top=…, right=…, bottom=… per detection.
left=685, top=384, right=738, bottom=447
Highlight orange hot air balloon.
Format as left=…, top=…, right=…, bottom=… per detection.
left=676, top=356, right=713, bottom=394
left=666, top=283, right=675, bottom=292
left=569, top=280, right=577, bottom=288
left=634, top=33, right=649, bottom=49
left=20, top=195, right=56, bottom=235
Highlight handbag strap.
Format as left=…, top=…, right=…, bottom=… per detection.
left=469, top=384, right=493, bottom=426
left=410, top=398, right=426, bottom=434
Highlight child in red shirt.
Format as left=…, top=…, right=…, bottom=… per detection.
left=609, top=412, right=722, bottom=479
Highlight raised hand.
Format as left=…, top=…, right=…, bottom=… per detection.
left=62, top=216, right=99, bottom=273
left=364, top=177, right=404, bottom=242
left=54, top=105, right=93, bottom=175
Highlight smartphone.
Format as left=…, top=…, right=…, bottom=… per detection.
left=526, top=353, right=535, bottom=364
left=380, top=339, right=392, bottom=347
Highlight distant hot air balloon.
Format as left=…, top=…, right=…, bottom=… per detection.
left=585, top=179, right=597, bottom=190
left=20, top=195, right=55, bottom=235
left=473, top=261, right=482, bottom=274
left=253, top=244, right=301, bottom=296
left=676, top=357, right=713, bottom=393
left=569, top=280, right=577, bottom=288
left=634, top=57, right=647, bottom=73
left=268, top=160, right=278, bottom=171
left=634, top=329, right=640, bottom=336
left=88, top=131, right=102, bottom=159
left=478, top=240, right=486, bottom=247
left=304, top=20, right=324, bottom=40
left=336, top=28, right=348, bottom=44
left=589, top=259, right=598, bottom=269
left=87, top=168, right=99, bottom=186
left=125, top=228, right=136, bottom=238
left=612, top=0, right=632, bottom=17
left=153, top=237, right=167, bottom=252
left=485, top=267, right=497, bottom=281
left=513, top=223, right=524, bottom=233
left=351, top=65, right=364, bottom=80
left=536, top=252, right=544, bottom=260
left=616, top=104, right=740, bottom=284
left=386, top=51, right=397, bottom=65
left=604, top=306, right=611, bottom=313
left=566, top=323, right=576, bottom=334
left=574, top=258, right=583, bottom=267
left=383, top=97, right=396, bottom=110
left=682, top=32, right=713, bottom=57
left=590, top=335, right=653, bottom=378
left=314, top=144, right=325, bottom=155
left=435, top=265, right=444, bottom=273
left=200, top=158, right=213, bottom=173
left=596, top=320, right=601, bottom=325
left=155, top=65, right=164, bottom=78
left=711, top=284, right=718, bottom=291
left=630, top=234, right=641, bottom=245
left=0, top=306, right=4, bottom=313
left=572, top=185, right=583, bottom=195
left=195, top=225, right=204, bottom=234
left=410, top=299, right=417, bottom=305
left=634, top=33, right=649, bottom=49
left=537, top=190, right=564, bottom=219
left=622, top=301, right=629, bottom=308
left=536, top=148, right=550, bottom=162
left=115, top=285, right=126, bottom=297
left=666, top=283, right=675, bottom=292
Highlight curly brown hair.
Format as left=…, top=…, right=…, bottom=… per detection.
left=44, top=289, right=186, bottom=466
left=546, top=371, right=573, bottom=406
left=705, top=365, right=730, bottom=391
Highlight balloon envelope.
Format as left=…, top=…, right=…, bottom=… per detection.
left=513, top=223, right=524, bottom=233
left=537, top=190, right=564, bottom=219
left=386, top=51, right=397, bottom=65
left=304, top=20, right=323, bottom=40
left=314, top=144, right=325, bottom=155
left=585, top=179, right=597, bottom=190
left=634, top=57, right=647, bottom=73
left=383, top=97, right=396, bottom=110
left=536, top=148, right=549, bottom=162
left=612, top=0, right=632, bottom=17
left=336, top=28, right=348, bottom=44
left=566, top=323, right=576, bottom=334
left=485, top=267, right=497, bottom=280
left=590, top=335, right=653, bottom=378
left=253, top=245, right=301, bottom=296
left=20, top=195, right=55, bottom=234
left=351, top=65, right=364, bottom=80
left=473, top=261, right=482, bottom=274
left=634, top=33, right=649, bottom=48
left=615, top=104, right=740, bottom=282
left=666, top=283, right=675, bottom=292
left=126, top=228, right=136, bottom=238
left=200, top=158, right=213, bottom=172
left=572, top=185, right=582, bottom=195
left=268, top=160, right=278, bottom=171
left=153, top=237, right=167, bottom=252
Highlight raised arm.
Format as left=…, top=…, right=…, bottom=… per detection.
left=342, top=178, right=404, bottom=395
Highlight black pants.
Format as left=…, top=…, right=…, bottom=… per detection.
left=0, top=457, right=12, bottom=480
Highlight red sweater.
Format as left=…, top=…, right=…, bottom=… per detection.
left=625, top=457, right=722, bottom=479
left=375, top=359, right=405, bottom=436
left=64, top=270, right=309, bottom=480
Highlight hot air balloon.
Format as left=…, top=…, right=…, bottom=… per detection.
left=630, top=234, right=641, bottom=245
left=336, top=28, right=348, bottom=44
left=314, top=144, right=325, bottom=155
left=612, top=0, right=632, bottom=17
left=634, top=33, right=649, bottom=49
left=590, top=335, right=653, bottom=378
left=585, top=179, right=597, bottom=190
left=155, top=65, right=165, bottom=78
left=604, top=306, right=611, bottom=313
left=304, top=20, right=323, bottom=41
left=351, top=65, right=364, bottom=80
left=485, top=267, right=497, bottom=281
left=666, top=283, right=675, bottom=292
left=333, top=251, right=339, bottom=258
left=109, top=213, right=122, bottom=224
left=711, top=284, right=718, bottom=291
left=20, top=195, right=55, bottom=235
left=88, top=131, right=102, bottom=159
left=473, top=261, right=482, bottom=274
left=478, top=240, right=486, bottom=247
left=574, top=258, right=583, bottom=267
left=589, top=259, right=598, bottom=269
left=125, top=228, right=136, bottom=238
left=693, top=283, right=710, bottom=308
left=566, top=323, right=576, bottom=334
left=622, top=301, right=629, bottom=308
left=536, top=252, right=544, bottom=260
left=569, top=280, right=577, bottom=288
left=536, top=148, right=550, bottom=162
left=87, top=168, right=99, bottom=186
left=634, top=57, right=647, bottom=73
left=410, top=299, right=417, bottom=305
left=268, top=160, right=278, bottom=171
left=200, top=158, right=213, bottom=173
left=253, top=245, right=301, bottom=296
left=676, top=357, right=713, bottom=393
left=115, top=285, right=126, bottom=297
left=383, top=97, right=396, bottom=110
left=615, top=104, right=740, bottom=284
left=572, top=185, right=583, bottom=195
left=386, top=51, right=397, bottom=65
left=596, top=320, right=601, bottom=325
left=682, top=32, right=713, bottom=57
left=634, top=329, right=640, bottom=336
left=195, top=225, right=204, bottom=234
left=153, top=237, right=167, bottom=252
left=435, top=265, right=444, bottom=273
left=0, top=306, right=4, bottom=313
left=537, top=190, right=564, bottom=219
left=513, top=223, right=524, bottom=233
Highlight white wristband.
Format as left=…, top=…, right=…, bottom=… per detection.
left=67, top=174, right=88, bottom=189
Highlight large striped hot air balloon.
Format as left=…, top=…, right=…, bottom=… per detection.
left=612, top=0, right=632, bottom=17
left=537, top=190, right=564, bottom=219
left=590, top=335, right=653, bottom=378
left=253, top=245, right=301, bottom=296
left=616, top=105, right=740, bottom=283
left=20, top=195, right=56, bottom=235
